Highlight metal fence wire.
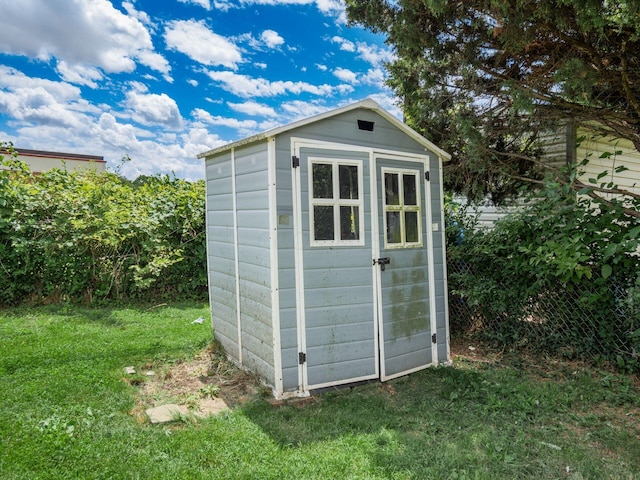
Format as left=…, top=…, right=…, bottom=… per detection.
left=447, top=256, right=640, bottom=371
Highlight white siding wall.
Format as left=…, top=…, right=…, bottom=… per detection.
left=577, top=130, right=640, bottom=199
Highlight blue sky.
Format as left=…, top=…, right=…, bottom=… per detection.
left=0, top=0, right=398, bottom=179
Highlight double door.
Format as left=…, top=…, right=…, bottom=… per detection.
left=293, top=142, right=435, bottom=391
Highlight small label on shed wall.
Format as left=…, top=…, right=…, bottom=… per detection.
left=278, top=215, right=290, bottom=225
left=432, top=222, right=439, bottom=231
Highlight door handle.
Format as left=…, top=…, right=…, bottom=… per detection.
left=373, top=257, right=391, bottom=271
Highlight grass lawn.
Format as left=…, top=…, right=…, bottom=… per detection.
left=1, top=303, right=639, bottom=479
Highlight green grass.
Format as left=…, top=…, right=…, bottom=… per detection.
left=1, top=304, right=639, bottom=479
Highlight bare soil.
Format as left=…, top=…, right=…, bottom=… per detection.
left=132, top=343, right=265, bottom=422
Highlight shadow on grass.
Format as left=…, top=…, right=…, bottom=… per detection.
left=240, top=361, right=640, bottom=478
left=242, top=367, right=488, bottom=445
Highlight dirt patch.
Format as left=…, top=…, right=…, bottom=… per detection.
left=132, top=343, right=266, bottom=422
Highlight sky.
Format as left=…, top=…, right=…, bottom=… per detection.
left=0, top=0, right=398, bottom=180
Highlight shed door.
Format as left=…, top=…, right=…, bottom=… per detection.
left=375, top=156, right=433, bottom=380
left=295, top=146, right=378, bottom=391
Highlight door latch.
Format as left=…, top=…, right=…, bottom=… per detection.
left=373, top=257, right=391, bottom=271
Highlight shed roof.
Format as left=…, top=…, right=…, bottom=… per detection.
left=197, top=98, right=451, bottom=161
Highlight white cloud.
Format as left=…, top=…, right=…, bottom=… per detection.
left=333, top=67, right=358, bottom=84
left=125, top=89, right=183, bottom=129
left=207, top=70, right=336, bottom=97
left=137, top=51, right=173, bottom=82
left=315, top=0, right=347, bottom=22
left=178, top=0, right=212, bottom=9
left=55, top=61, right=103, bottom=89
left=254, top=62, right=268, bottom=69
left=361, top=67, right=386, bottom=86
left=0, top=66, right=89, bottom=128
left=0, top=0, right=171, bottom=80
left=164, top=20, right=242, bottom=69
left=187, top=79, right=199, bottom=87
left=316, top=63, right=328, bottom=71
left=355, top=42, right=395, bottom=66
left=122, top=1, right=154, bottom=29
left=228, top=101, right=277, bottom=117
left=331, top=36, right=355, bottom=52
left=368, top=92, right=403, bottom=119
left=204, top=0, right=345, bottom=21
left=260, top=30, right=285, bottom=49
left=281, top=100, right=331, bottom=119
left=192, top=108, right=259, bottom=130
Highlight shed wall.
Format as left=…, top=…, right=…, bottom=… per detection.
left=280, top=109, right=429, bottom=157
left=205, top=144, right=276, bottom=388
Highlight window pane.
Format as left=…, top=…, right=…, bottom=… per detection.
left=384, top=173, right=399, bottom=205
left=314, top=206, right=334, bottom=240
left=339, top=165, right=359, bottom=199
left=386, top=211, right=401, bottom=244
left=403, top=174, right=417, bottom=205
left=405, top=211, right=419, bottom=243
left=312, top=163, right=333, bottom=198
left=340, top=206, right=359, bottom=240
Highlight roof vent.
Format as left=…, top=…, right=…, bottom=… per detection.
left=357, top=119, right=375, bottom=131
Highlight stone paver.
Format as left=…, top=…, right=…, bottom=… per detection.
left=145, top=404, right=189, bottom=424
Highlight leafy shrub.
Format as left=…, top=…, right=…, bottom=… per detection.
left=446, top=182, right=640, bottom=372
left=0, top=144, right=207, bottom=305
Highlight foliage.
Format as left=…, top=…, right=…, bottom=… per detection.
left=2, top=304, right=639, bottom=479
left=445, top=178, right=640, bottom=371
left=346, top=0, right=640, bottom=216
left=0, top=146, right=207, bottom=305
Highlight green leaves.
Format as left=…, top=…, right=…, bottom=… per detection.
left=347, top=0, right=640, bottom=207
left=445, top=178, right=640, bottom=371
left=0, top=167, right=207, bottom=305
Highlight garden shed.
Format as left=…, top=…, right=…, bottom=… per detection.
left=198, top=99, right=451, bottom=399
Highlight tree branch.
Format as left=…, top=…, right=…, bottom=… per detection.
left=619, top=41, right=640, bottom=118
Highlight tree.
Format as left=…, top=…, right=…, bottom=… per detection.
left=346, top=0, right=640, bottom=216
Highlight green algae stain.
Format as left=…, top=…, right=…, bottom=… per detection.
left=389, top=252, right=429, bottom=340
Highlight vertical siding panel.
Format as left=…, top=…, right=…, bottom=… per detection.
left=234, top=144, right=275, bottom=387
left=205, top=154, right=239, bottom=360
left=431, top=155, right=450, bottom=363
left=275, top=138, right=299, bottom=391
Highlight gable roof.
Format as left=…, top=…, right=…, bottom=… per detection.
left=197, top=98, right=451, bottom=161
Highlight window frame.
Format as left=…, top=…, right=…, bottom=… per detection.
left=381, top=167, right=423, bottom=249
left=308, top=157, right=365, bottom=247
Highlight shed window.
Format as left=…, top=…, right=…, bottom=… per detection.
left=310, top=159, right=364, bottom=246
left=383, top=168, right=422, bottom=248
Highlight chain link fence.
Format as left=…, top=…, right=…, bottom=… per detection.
left=447, top=255, right=640, bottom=372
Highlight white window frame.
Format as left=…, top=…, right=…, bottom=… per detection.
left=308, top=157, right=365, bottom=247
left=381, top=167, right=423, bottom=249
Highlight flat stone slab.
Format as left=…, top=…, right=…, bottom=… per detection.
left=197, top=397, right=229, bottom=417
left=146, top=404, right=189, bottom=424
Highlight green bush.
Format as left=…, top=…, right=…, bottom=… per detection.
left=445, top=185, right=640, bottom=372
left=0, top=144, right=207, bottom=305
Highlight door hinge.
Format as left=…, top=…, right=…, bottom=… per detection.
left=425, top=171, right=430, bottom=181
left=298, top=352, right=306, bottom=364
left=292, top=155, right=300, bottom=168
left=431, top=333, right=437, bottom=343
